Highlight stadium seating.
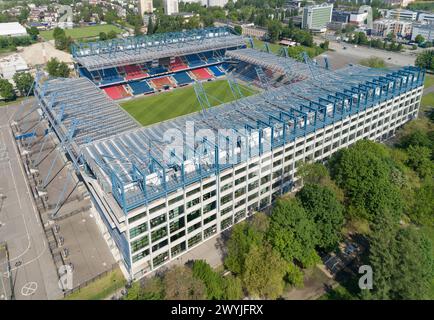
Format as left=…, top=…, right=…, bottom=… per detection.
left=99, top=68, right=124, bottom=85
left=208, top=65, right=225, bottom=77
left=186, top=54, right=206, bottom=67
left=103, top=85, right=130, bottom=100
left=124, top=64, right=148, bottom=80
left=170, top=57, right=188, bottom=72
left=78, top=67, right=93, bottom=80
left=151, top=76, right=174, bottom=90
left=148, top=66, right=168, bottom=75
left=128, top=80, right=154, bottom=95
left=172, top=72, right=193, bottom=86
left=191, top=68, right=213, bottom=80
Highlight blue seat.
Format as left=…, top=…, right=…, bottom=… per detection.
left=173, top=72, right=193, bottom=85
left=208, top=66, right=225, bottom=77
left=129, top=80, right=154, bottom=95
left=186, top=54, right=205, bottom=67
left=148, top=66, right=167, bottom=75
left=78, top=67, right=93, bottom=80
left=99, top=67, right=124, bottom=85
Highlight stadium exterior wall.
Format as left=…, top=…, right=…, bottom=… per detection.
left=84, top=84, right=423, bottom=280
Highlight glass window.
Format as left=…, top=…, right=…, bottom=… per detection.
left=130, top=222, right=148, bottom=239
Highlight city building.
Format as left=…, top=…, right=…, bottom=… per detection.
left=302, top=3, right=333, bottom=32
left=138, top=0, right=153, bottom=17
left=411, top=24, right=434, bottom=42
left=0, top=22, right=28, bottom=37
left=372, top=19, right=413, bottom=37
left=332, top=11, right=350, bottom=24
left=164, top=0, right=179, bottom=15
left=385, top=9, right=418, bottom=21
left=417, top=12, right=434, bottom=25
left=349, top=11, right=368, bottom=26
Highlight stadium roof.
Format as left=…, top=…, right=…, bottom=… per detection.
left=71, top=26, right=246, bottom=71
left=35, top=52, right=424, bottom=212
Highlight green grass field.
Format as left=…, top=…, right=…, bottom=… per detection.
left=40, top=24, right=123, bottom=41
left=121, top=80, right=258, bottom=126
left=424, top=74, right=434, bottom=88
left=64, top=267, right=126, bottom=300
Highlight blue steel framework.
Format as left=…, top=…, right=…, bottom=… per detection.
left=33, top=65, right=424, bottom=216
left=71, top=27, right=246, bottom=71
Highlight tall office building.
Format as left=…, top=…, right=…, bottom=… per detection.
left=302, top=3, right=333, bottom=32
left=164, top=0, right=179, bottom=15
left=138, top=0, right=153, bottom=17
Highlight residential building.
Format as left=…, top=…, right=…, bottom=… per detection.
left=412, top=24, right=434, bottom=42
left=164, top=0, right=179, bottom=15
left=138, top=0, right=153, bottom=17
left=302, top=3, right=333, bottom=32
left=373, top=19, right=412, bottom=37
left=385, top=9, right=417, bottom=21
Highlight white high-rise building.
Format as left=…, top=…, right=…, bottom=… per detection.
left=138, top=0, right=153, bottom=17
left=164, top=0, right=179, bottom=15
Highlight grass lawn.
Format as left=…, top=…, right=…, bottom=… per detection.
left=421, top=92, right=434, bottom=114
left=40, top=24, right=123, bottom=41
left=121, top=80, right=258, bottom=126
left=424, top=74, right=434, bottom=88
left=64, top=267, right=126, bottom=300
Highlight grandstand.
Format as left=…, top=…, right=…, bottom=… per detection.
left=73, top=27, right=246, bottom=100
left=23, top=27, right=425, bottom=281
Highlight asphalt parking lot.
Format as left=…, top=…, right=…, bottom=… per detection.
left=0, top=102, right=62, bottom=300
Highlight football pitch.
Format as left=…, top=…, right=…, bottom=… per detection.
left=40, top=24, right=123, bottom=41
left=120, top=80, right=259, bottom=127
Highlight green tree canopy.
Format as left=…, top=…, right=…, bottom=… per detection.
left=242, top=244, right=287, bottom=299
left=0, top=78, right=15, bottom=101
left=267, top=198, right=319, bottom=267
left=46, top=58, right=70, bottom=78
left=164, top=266, right=206, bottom=300
left=13, top=72, right=34, bottom=96
left=296, top=184, right=344, bottom=251
left=328, top=140, right=403, bottom=221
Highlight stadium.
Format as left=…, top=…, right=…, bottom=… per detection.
left=13, top=26, right=424, bottom=280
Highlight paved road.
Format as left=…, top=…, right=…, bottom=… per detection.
left=0, top=102, right=62, bottom=300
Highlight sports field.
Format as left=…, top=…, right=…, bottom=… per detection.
left=40, top=24, right=123, bottom=41
left=121, top=80, right=258, bottom=126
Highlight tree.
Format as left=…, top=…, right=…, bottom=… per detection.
left=224, top=221, right=263, bottom=275
left=296, top=184, right=344, bottom=251
left=267, top=19, right=282, bottom=42
left=405, top=145, right=433, bottom=179
left=222, top=275, right=243, bottom=300
left=192, top=260, right=224, bottom=300
left=234, top=25, right=242, bottom=35
left=267, top=198, right=319, bottom=268
left=415, top=50, right=434, bottom=71
left=13, top=72, right=34, bottom=96
left=107, top=30, right=117, bottom=39
left=46, top=58, right=70, bottom=78
left=409, top=179, right=434, bottom=226
left=328, top=140, right=403, bottom=222
left=366, top=211, right=398, bottom=300
left=285, top=262, right=304, bottom=288
left=124, top=277, right=164, bottom=300
left=147, top=18, right=154, bottom=35
left=242, top=244, right=287, bottom=299
left=164, top=266, right=206, bottom=300
left=0, top=79, right=15, bottom=101
left=99, top=32, right=107, bottom=41
left=52, top=27, right=65, bottom=40
left=27, top=26, right=39, bottom=41
left=415, top=34, right=425, bottom=45
left=392, top=227, right=434, bottom=299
